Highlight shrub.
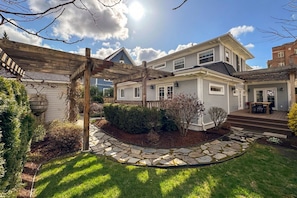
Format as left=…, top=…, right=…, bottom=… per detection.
left=92, top=95, right=104, bottom=103
left=104, top=104, right=161, bottom=134
left=48, top=120, right=82, bottom=153
left=0, top=77, right=35, bottom=193
left=208, top=107, right=228, bottom=129
left=159, top=109, right=177, bottom=132
left=288, top=103, right=297, bottom=135
left=162, top=94, right=204, bottom=136
left=32, top=124, right=47, bottom=143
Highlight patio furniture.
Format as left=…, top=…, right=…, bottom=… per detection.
left=249, top=102, right=272, bottom=114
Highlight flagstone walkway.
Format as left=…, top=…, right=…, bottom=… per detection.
left=89, top=125, right=264, bottom=167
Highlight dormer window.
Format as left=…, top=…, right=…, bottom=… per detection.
left=198, top=49, right=214, bottom=64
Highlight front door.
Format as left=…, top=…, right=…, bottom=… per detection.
left=254, top=88, right=277, bottom=110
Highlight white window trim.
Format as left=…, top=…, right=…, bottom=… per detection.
left=133, top=87, right=140, bottom=98
left=120, top=88, right=125, bottom=98
left=209, top=83, right=225, bottom=95
left=225, top=48, right=231, bottom=63
left=104, top=79, right=111, bottom=82
left=153, top=63, right=166, bottom=70
left=198, top=49, right=215, bottom=65
left=173, top=57, right=185, bottom=71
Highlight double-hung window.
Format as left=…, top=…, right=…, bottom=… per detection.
left=134, top=87, right=140, bottom=98
left=173, top=58, right=185, bottom=70
left=199, top=49, right=214, bottom=64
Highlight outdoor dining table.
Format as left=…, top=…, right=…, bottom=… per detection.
left=249, top=102, right=271, bottom=114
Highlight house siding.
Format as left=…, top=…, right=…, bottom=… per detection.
left=25, top=82, right=68, bottom=122
left=203, top=80, right=228, bottom=124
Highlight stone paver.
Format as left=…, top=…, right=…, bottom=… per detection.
left=89, top=126, right=264, bottom=167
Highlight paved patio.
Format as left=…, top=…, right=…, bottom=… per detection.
left=89, top=125, right=264, bottom=167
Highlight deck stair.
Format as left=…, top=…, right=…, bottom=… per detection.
left=227, top=113, right=293, bottom=137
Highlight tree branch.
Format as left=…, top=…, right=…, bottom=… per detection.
left=172, top=0, right=188, bottom=10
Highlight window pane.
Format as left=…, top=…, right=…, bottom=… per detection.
left=199, top=50, right=213, bottom=64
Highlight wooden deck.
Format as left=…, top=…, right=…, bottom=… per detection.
left=229, top=109, right=288, bottom=121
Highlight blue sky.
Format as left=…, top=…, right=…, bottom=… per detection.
left=0, top=0, right=294, bottom=68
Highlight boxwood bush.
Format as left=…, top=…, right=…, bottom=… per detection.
left=103, top=104, right=177, bottom=134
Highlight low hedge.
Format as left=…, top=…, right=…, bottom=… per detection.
left=103, top=104, right=176, bottom=134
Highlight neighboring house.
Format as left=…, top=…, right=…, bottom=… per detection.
left=91, top=47, right=136, bottom=96
left=116, top=33, right=255, bottom=131
left=267, top=40, right=297, bottom=68
left=0, top=69, right=69, bottom=123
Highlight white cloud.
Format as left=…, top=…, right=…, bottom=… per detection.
left=29, top=0, right=129, bottom=41
left=0, top=23, right=43, bottom=46
left=132, top=47, right=167, bottom=65
left=250, top=65, right=262, bottom=70
left=168, top=43, right=197, bottom=54
left=229, top=25, right=254, bottom=38
left=245, top=43, right=254, bottom=49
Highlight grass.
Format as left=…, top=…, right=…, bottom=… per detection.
left=34, top=144, right=297, bottom=198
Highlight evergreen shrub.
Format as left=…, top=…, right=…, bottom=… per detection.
left=0, top=77, right=35, bottom=193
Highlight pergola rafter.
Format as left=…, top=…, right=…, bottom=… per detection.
left=0, top=39, right=173, bottom=150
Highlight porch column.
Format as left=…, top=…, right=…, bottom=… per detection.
left=142, top=61, right=147, bottom=107
left=290, top=71, right=296, bottom=107
left=83, top=48, right=91, bottom=151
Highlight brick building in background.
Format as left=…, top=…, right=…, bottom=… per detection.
left=267, top=41, right=297, bottom=68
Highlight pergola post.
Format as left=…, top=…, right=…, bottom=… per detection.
left=113, top=83, right=117, bottom=103
left=142, top=61, right=147, bottom=107
left=83, top=48, right=91, bottom=151
left=69, top=79, right=77, bottom=122
left=290, top=71, right=296, bottom=107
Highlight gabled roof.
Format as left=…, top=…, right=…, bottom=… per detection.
left=104, top=47, right=136, bottom=66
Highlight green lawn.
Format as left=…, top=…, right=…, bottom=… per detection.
left=34, top=144, right=297, bottom=198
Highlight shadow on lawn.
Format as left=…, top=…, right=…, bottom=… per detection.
left=34, top=144, right=297, bottom=198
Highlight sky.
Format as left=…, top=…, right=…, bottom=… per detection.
left=0, top=0, right=295, bottom=69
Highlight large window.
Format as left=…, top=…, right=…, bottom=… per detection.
left=209, top=83, right=224, bottom=95
left=173, top=58, right=185, bottom=70
left=134, top=87, right=140, bottom=98
left=199, top=49, right=214, bottom=64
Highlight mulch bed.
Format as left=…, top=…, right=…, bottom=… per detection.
left=93, top=119, right=229, bottom=149
left=17, top=120, right=297, bottom=197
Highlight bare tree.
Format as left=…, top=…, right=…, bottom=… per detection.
left=162, top=93, right=204, bottom=136
left=263, top=0, right=297, bottom=41
left=0, top=0, right=121, bottom=43
left=0, top=0, right=189, bottom=43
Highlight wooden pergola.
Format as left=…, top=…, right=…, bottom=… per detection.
left=0, top=39, right=173, bottom=150
left=233, top=65, right=297, bottom=107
